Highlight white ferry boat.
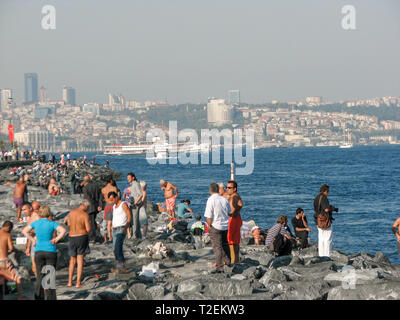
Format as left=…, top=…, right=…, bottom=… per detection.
left=103, top=142, right=210, bottom=155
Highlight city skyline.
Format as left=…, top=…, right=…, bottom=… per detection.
left=0, top=0, right=399, bottom=105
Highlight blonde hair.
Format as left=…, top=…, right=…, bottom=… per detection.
left=140, top=180, right=147, bottom=188
left=38, top=205, right=52, bottom=218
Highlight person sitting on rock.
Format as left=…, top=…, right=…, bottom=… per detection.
left=251, top=226, right=265, bottom=245
left=48, top=178, right=61, bottom=196
left=0, top=221, right=26, bottom=300
left=265, top=215, right=294, bottom=256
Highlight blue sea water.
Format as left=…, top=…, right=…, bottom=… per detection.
left=68, top=145, right=400, bottom=264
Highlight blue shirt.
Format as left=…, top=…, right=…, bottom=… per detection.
left=177, top=202, right=190, bottom=218
left=30, top=219, right=59, bottom=253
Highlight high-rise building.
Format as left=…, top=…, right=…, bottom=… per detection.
left=24, top=73, right=39, bottom=104
left=108, top=93, right=125, bottom=106
left=228, top=89, right=240, bottom=106
left=207, top=99, right=234, bottom=126
left=39, top=86, right=47, bottom=103
left=0, top=89, right=13, bottom=111
left=62, top=86, right=76, bottom=105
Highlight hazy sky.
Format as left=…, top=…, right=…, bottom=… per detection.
left=0, top=0, right=399, bottom=105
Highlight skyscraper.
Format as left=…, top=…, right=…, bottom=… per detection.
left=0, top=89, right=13, bottom=111
left=24, top=73, right=38, bottom=104
left=39, top=86, right=47, bottom=103
left=228, top=89, right=240, bottom=106
left=62, top=86, right=76, bottom=105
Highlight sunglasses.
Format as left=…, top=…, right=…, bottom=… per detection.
left=227, top=186, right=235, bottom=189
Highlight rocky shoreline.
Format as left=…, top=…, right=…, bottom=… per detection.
left=1, top=164, right=400, bottom=300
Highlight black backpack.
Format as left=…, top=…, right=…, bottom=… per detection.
left=273, top=232, right=286, bottom=255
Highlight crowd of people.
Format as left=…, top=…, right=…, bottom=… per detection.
left=1, top=154, right=342, bottom=300
left=0, top=149, right=41, bottom=162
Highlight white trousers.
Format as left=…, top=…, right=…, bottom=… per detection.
left=318, top=227, right=332, bottom=257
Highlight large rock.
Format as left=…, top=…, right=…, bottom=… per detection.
left=177, top=280, right=202, bottom=294
left=267, top=255, right=293, bottom=269
left=327, top=282, right=400, bottom=300
left=125, top=283, right=152, bottom=300
left=204, top=280, right=253, bottom=297
left=259, top=269, right=288, bottom=287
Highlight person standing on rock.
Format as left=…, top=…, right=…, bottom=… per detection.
left=160, top=179, right=178, bottom=219
left=67, top=200, right=91, bottom=288
left=0, top=221, right=26, bottom=300
left=22, top=202, right=40, bottom=277
left=128, top=173, right=143, bottom=239
left=292, top=208, right=311, bottom=249
left=22, top=206, right=67, bottom=300
left=101, top=177, right=119, bottom=243
left=313, top=184, right=338, bottom=257
left=226, top=180, right=243, bottom=264
left=14, top=176, right=27, bottom=223
left=204, top=183, right=231, bottom=273
left=82, top=175, right=102, bottom=243
left=109, top=191, right=132, bottom=273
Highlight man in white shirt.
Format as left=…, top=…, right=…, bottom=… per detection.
left=204, top=183, right=231, bottom=273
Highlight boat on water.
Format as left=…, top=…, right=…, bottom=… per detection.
left=339, top=130, right=354, bottom=149
left=103, top=141, right=211, bottom=156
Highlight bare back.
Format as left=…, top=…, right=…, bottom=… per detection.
left=0, top=230, right=12, bottom=260
left=68, top=209, right=91, bottom=237
left=102, top=183, right=118, bottom=204
left=14, top=182, right=26, bottom=198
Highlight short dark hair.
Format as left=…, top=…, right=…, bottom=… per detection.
left=127, top=172, right=136, bottom=179
left=227, top=180, right=237, bottom=190
left=185, top=200, right=191, bottom=205
left=22, top=202, right=32, bottom=208
left=108, top=191, right=119, bottom=199
left=320, top=184, right=330, bottom=193
left=296, top=208, right=303, bottom=215
left=2, top=220, right=13, bottom=230
left=210, top=183, right=219, bottom=193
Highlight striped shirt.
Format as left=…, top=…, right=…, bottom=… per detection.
left=265, top=223, right=289, bottom=247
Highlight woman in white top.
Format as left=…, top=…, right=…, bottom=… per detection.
left=108, top=191, right=132, bottom=273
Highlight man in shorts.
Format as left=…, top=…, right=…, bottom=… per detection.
left=66, top=200, right=91, bottom=288
left=0, top=221, right=25, bottom=300
left=13, top=177, right=27, bottom=222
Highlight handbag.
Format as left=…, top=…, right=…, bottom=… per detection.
left=317, top=194, right=331, bottom=229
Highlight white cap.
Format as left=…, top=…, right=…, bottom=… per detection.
left=251, top=226, right=260, bottom=232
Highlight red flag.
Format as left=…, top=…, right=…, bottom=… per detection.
left=8, top=125, right=14, bottom=143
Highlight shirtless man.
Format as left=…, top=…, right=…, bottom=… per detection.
left=226, top=180, right=243, bottom=264
left=101, top=178, right=118, bottom=243
left=0, top=221, right=25, bottom=300
left=22, top=202, right=40, bottom=277
left=160, top=180, right=178, bottom=219
left=48, top=178, right=61, bottom=195
left=32, top=201, right=41, bottom=214
left=67, top=199, right=91, bottom=288
left=14, top=177, right=27, bottom=222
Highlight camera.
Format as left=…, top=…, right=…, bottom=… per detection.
left=329, top=206, right=339, bottom=213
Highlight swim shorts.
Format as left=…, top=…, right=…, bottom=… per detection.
left=68, top=234, right=90, bottom=257
left=227, top=214, right=243, bottom=245
left=13, top=197, right=23, bottom=209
